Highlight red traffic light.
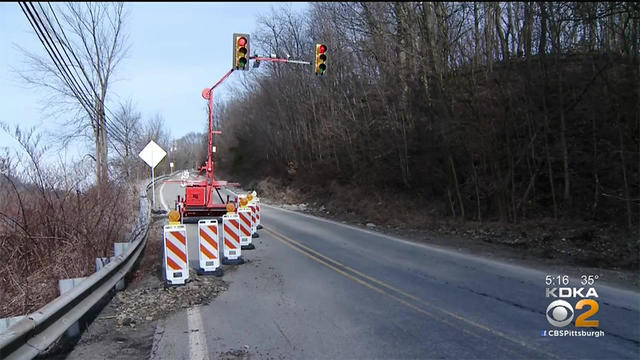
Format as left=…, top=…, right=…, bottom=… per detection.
left=319, top=44, right=327, bottom=53
left=238, top=37, right=247, bottom=46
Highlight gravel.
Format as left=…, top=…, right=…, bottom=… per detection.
left=113, top=271, right=228, bottom=328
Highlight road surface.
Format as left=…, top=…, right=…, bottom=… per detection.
left=151, top=173, right=639, bottom=359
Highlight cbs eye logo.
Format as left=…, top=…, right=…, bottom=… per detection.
left=546, top=300, right=574, bottom=327
left=546, top=299, right=599, bottom=327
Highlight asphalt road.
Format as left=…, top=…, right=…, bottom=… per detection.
left=151, top=174, right=640, bottom=360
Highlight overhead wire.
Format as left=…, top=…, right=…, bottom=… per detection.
left=20, top=2, right=132, bottom=147
left=19, top=3, right=94, bottom=118
left=35, top=2, right=130, bottom=145
left=21, top=3, right=130, bottom=149
left=38, top=3, right=135, bottom=158
left=43, top=2, right=131, bottom=143
left=22, top=2, right=169, bottom=177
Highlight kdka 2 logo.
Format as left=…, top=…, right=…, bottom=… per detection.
left=545, top=275, right=600, bottom=328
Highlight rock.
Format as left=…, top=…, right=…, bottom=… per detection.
left=113, top=273, right=228, bottom=327
left=366, top=223, right=376, bottom=228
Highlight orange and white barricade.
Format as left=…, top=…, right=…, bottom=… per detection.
left=163, top=224, right=189, bottom=285
left=237, top=207, right=255, bottom=249
left=250, top=191, right=262, bottom=226
left=222, top=212, right=244, bottom=264
left=197, top=219, right=223, bottom=275
left=248, top=203, right=259, bottom=238
left=255, top=198, right=262, bottom=229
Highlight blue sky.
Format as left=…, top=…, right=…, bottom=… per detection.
left=0, top=2, right=309, bottom=162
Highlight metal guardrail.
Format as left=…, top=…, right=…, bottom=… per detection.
left=0, top=176, right=167, bottom=360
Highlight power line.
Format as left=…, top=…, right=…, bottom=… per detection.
left=22, top=3, right=108, bottom=137
left=21, top=1, right=164, bottom=178
left=44, top=2, right=132, bottom=142
left=39, top=3, right=133, bottom=147
left=43, top=2, right=128, bottom=134
left=21, top=2, right=130, bottom=147
left=20, top=2, right=131, bottom=146
left=19, top=3, right=92, bottom=114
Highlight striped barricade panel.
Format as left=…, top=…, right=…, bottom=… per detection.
left=249, top=204, right=257, bottom=234
left=256, top=199, right=261, bottom=225
left=237, top=208, right=252, bottom=246
left=163, top=224, right=189, bottom=285
left=222, top=214, right=241, bottom=260
left=198, top=219, right=220, bottom=272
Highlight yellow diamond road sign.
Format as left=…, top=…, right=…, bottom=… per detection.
left=139, top=140, right=167, bottom=168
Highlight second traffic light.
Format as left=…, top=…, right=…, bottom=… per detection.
left=233, top=33, right=250, bottom=70
left=315, top=43, right=327, bottom=75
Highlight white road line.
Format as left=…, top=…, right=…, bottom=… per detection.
left=159, top=180, right=169, bottom=211
left=149, top=318, right=166, bottom=360
left=187, top=306, right=209, bottom=360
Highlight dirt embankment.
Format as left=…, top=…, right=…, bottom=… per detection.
left=251, top=177, right=640, bottom=290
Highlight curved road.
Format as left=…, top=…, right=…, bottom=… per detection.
left=151, top=174, right=639, bottom=360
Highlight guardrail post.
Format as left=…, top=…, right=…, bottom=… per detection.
left=58, top=277, right=87, bottom=338
left=114, top=243, right=130, bottom=290
left=0, top=316, right=25, bottom=334
left=95, top=257, right=116, bottom=272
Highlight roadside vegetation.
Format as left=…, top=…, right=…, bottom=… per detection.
left=0, top=3, right=189, bottom=318
left=0, top=126, right=137, bottom=317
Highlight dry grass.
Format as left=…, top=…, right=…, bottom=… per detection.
left=0, top=181, right=138, bottom=318
left=0, top=127, right=140, bottom=318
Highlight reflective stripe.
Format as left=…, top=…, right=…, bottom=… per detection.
left=199, top=228, right=218, bottom=250
left=225, top=238, right=237, bottom=249
left=171, top=231, right=186, bottom=245
left=225, top=220, right=240, bottom=242
left=200, top=244, right=216, bottom=259
left=166, top=239, right=187, bottom=264
left=239, top=211, right=251, bottom=236
left=167, top=257, right=182, bottom=270
left=167, top=231, right=187, bottom=254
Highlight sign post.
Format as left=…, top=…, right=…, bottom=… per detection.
left=139, top=140, right=167, bottom=208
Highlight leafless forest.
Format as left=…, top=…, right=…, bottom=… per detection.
left=218, top=2, right=639, bottom=232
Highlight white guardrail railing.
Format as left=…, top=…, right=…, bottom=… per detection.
left=0, top=176, right=167, bottom=360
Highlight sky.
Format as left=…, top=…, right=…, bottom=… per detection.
left=0, top=2, right=309, bottom=163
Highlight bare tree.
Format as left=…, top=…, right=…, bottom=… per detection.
left=137, top=113, right=172, bottom=174
left=17, top=3, right=129, bottom=186
left=170, top=132, right=208, bottom=171
left=110, top=99, right=141, bottom=180
left=215, top=2, right=639, bottom=231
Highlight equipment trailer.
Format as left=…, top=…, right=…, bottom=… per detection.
left=176, top=70, right=237, bottom=221
left=175, top=41, right=311, bottom=221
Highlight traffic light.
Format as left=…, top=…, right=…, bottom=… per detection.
left=233, top=33, right=250, bottom=70
left=315, top=43, right=327, bottom=75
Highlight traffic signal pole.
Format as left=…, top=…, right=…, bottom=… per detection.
left=249, top=56, right=311, bottom=65
left=178, top=34, right=316, bottom=218
left=199, top=56, right=310, bottom=206
left=201, top=68, right=233, bottom=207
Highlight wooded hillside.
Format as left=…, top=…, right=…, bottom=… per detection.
left=217, top=2, right=639, bottom=228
